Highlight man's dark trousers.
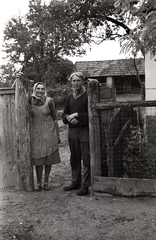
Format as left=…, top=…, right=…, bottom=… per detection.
left=68, top=126, right=91, bottom=187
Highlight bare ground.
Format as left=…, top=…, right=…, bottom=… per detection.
left=0, top=121, right=156, bottom=240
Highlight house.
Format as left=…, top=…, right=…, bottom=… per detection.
left=75, top=58, right=145, bottom=94
left=145, top=52, right=156, bottom=100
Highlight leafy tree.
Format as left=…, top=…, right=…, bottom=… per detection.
left=64, top=0, right=156, bottom=57
left=113, top=0, right=156, bottom=57
left=64, top=0, right=130, bottom=43
left=3, top=0, right=77, bottom=85
left=0, top=63, right=17, bottom=87
left=3, top=0, right=136, bottom=75
left=63, top=0, right=155, bottom=98
left=3, top=0, right=156, bottom=86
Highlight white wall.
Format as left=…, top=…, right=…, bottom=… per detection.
left=106, top=76, right=113, bottom=88
left=145, top=52, right=156, bottom=100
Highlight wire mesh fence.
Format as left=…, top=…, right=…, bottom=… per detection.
left=88, top=81, right=156, bottom=196
left=99, top=105, right=156, bottom=179
left=88, top=82, right=156, bottom=179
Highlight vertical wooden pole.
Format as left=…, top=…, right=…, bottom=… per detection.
left=88, top=80, right=101, bottom=196
left=15, top=76, right=34, bottom=191
left=100, top=88, right=116, bottom=177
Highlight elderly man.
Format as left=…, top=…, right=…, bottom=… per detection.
left=62, top=72, right=91, bottom=196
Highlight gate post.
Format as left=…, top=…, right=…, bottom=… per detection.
left=15, top=76, right=34, bottom=191
left=88, top=80, right=101, bottom=196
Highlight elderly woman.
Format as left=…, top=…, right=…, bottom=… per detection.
left=62, top=72, right=91, bottom=196
left=29, top=82, right=60, bottom=191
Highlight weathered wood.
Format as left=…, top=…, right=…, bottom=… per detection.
left=94, top=110, right=101, bottom=175
left=88, top=82, right=118, bottom=193
left=103, top=123, right=114, bottom=177
left=100, top=88, right=116, bottom=177
left=101, top=110, right=115, bottom=177
left=113, top=119, right=131, bottom=147
left=0, top=88, right=15, bottom=95
left=88, top=81, right=101, bottom=196
left=94, top=192, right=113, bottom=198
left=93, top=100, right=156, bottom=110
left=0, top=93, right=17, bottom=189
left=88, top=83, right=156, bottom=197
left=93, top=176, right=156, bottom=196
left=15, top=77, right=34, bottom=191
left=100, top=86, right=116, bottom=101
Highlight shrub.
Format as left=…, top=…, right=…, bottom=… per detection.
left=123, top=122, right=156, bottom=179
left=47, top=83, right=72, bottom=110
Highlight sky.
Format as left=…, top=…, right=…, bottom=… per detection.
left=0, top=0, right=130, bottom=65
left=0, top=0, right=29, bottom=64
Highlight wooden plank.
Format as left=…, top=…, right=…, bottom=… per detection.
left=15, top=77, right=34, bottom=191
left=113, top=119, right=131, bottom=147
left=88, top=81, right=101, bottom=196
left=100, top=87, right=116, bottom=101
left=93, top=100, right=156, bottom=110
left=0, top=94, right=17, bottom=189
left=100, top=87, right=116, bottom=177
left=0, top=88, right=15, bottom=95
left=93, top=176, right=156, bottom=196
left=103, top=120, right=114, bottom=177
left=93, top=110, right=101, bottom=176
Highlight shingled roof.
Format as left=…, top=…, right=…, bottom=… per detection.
left=75, top=58, right=145, bottom=77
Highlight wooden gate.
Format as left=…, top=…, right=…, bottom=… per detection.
left=0, top=77, right=33, bottom=191
left=0, top=88, right=16, bottom=189
left=88, top=81, right=156, bottom=196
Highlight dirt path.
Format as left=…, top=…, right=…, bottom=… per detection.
left=0, top=121, right=156, bottom=240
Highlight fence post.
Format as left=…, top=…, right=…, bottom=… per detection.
left=15, top=76, right=34, bottom=191
left=88, top=80, right=101, bottom=196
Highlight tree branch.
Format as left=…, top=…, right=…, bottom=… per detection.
left=106, top=16, right=131, bottom=34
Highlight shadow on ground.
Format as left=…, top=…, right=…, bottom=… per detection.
left=0, top=121, right=156, bottom=240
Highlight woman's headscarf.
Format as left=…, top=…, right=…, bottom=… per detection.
left=32, top=82, right=47, bottom=104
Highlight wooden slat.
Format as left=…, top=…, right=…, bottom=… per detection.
left=93, top=176, right=156, bottom=196
left=15, top=77, right=34, bottom=191
left=88, top=83, right=156, bottom=197
left=0, top=88, right=15, bottom=95
left=113, top=119, right=131, bottom=147
left=100, top=88, right=116, bottom=177
left=100, top=87, right=116, bottom=101
left=88, top=81, right=101, bottom=196
left=93, top=100, right=156, bottom=110
left=93, top=110, right=101, bottom=176
left=0, top=94, right=17, bottom=189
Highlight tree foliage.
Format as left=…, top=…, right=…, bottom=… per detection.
left=0, top=63, right=17, bottom=87
left=113, top=0, right=156, bottom=57
left=65, top=0, right=156, bottom=57
left=3, top=0, right=78, bottom=85
left=2, top=0, right=156, bottom=85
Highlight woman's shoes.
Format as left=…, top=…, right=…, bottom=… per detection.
left=35, top=184, right=42, bottom=191
left=35, top=183, right=51, bottom=191
left=44, top=183, right=51, bottom=191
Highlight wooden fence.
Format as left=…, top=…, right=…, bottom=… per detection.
left=0, top=77, right=33, bottom=191
left=88, top=81, right=156, bottom=197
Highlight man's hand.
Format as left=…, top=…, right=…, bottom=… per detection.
left=70, top=118, right=79, bottom=125
left=66, top=113, right=78, bottom=122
